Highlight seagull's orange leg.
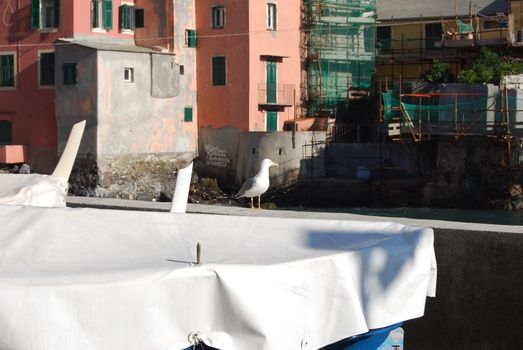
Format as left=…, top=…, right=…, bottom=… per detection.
left=250, top=197, right=253, bottom=209
left=258, top=196, right=261, bottom=209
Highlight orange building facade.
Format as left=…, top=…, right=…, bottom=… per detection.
left=196, top=0, right=302, bottom=132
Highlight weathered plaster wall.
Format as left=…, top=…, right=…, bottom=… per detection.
left=96, top=50, right=195, bottom=155
left=198, top=127, right=326, bottom=189
left=55, top=45, right=98, bottom=156
left=56, top=46, right=197, bottom=199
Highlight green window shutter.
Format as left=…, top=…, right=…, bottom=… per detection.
left=104, top=0, right=112, bottom=30
left=31, top=0, right=40, bottom=29
left=0, top=55, right=14, bottom=87
left=120, top=5, right=128, bottom=30
left=186, top=29, right=196, bottom=48
left=212, top=56, right=226, bottom=86
left=266, top=61, right=277, bottom=103
left=53, top=0, right=60, bottom=27
left=184, top=107, right=193, bottom=122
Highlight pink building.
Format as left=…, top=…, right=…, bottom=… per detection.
left=196, top=0, right=302, bottom=132
left=0, top=0, right=137, bottom=172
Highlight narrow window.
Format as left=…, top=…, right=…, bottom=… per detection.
left=179, top=65, right=185, bottom=75
left=267, top=3, right=276, bottom=30
left=91, top=0, right=112, bottom=30
left=124, top=67, right=134, bottom=83
left=0, top=120, right=12, bottom=144
left=31, top=0, right=60, bottom=29
left=184, top=107, right=193, bottom=122
left=120, top=4, right=136, bottom=31
left=185, top=29, right=197, bottom=48
left=63, top=63, right=77, bottom=85
left=212, top=56, right=226, bottom=86
left=39, top=52, right=55, bottom=86
left=134, top=8, right=144, bottom=28
left=212, top=6, right=225, bottom=29
left=0, top=54, right=15, bottom=87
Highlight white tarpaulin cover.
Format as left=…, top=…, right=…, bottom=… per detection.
left=0, top=205, right=437, bottom=350
left=0, top=174, right=67, bottom=208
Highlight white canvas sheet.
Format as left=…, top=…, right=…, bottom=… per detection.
left=0, top=174, right=67, bottom=208
left=0, top=205, right=436, bottom=350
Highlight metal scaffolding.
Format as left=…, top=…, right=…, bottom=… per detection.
left=303, top=0, right=376, bottom=116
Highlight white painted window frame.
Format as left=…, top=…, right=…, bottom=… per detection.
left=120, top=1, right=135, bottom=35
left=91, top=0, right=106, bottom=32
left=123, top=67, right=134, bottom=83
left=267, top=3, right=277, bottom=31
left=212, top=6, right=225, bottom=29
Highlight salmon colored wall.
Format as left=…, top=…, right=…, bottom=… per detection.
left=196, top=0, right=250, bottom=130
left=248, top=0, right=301, bottom=131
left=197, top=1, right=301, bottom=132
left=72, top=0, right=136, bottom=39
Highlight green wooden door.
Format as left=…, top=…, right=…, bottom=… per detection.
left=266, top=111, right=277, bottom=132
left=266, top=61, right=276, bottom=103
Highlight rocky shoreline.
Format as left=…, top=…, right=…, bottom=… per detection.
left=2, top=163, right=522, bottom=211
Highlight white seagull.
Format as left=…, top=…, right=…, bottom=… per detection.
left=234, top=159, right=278, bottom=209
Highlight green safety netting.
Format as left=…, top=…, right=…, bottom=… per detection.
left=305, top=0, right=376, bottom=116
left=382, top=92, right=523, bottom=125
left=458, top=20, right=474, bottom=34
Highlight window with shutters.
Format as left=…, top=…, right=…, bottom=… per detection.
left=0, top=53, right=15, bottom=88
left=185, top=29, right=197, bottom=48
left=31, top=0, right=60, bottom=30
left=63, top=63, right=77, bottom=85
left=212, top=6, right=225, bottom=29
left=39, top=51, right=54, bottom=87
left=212, top=56, right=226, bottom=86
left=91, top=0, right=112, bottom=30
left=120, top=4, right=136, bottom=31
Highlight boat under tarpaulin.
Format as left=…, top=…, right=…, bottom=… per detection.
left=0, top=205, right=436, bottom=350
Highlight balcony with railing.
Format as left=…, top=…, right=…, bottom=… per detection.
left=258, top=83, right=295, bottom=108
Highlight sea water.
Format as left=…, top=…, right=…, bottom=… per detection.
left=286, top=207, right=523, bottom=226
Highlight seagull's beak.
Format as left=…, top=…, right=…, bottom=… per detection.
left=272, top=162, right=279, bottom=167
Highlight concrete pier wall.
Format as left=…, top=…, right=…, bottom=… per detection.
left=404, top=228, right=523, bottom=349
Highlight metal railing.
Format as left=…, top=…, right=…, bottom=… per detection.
left=257, top=83, right=295, bottom=106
